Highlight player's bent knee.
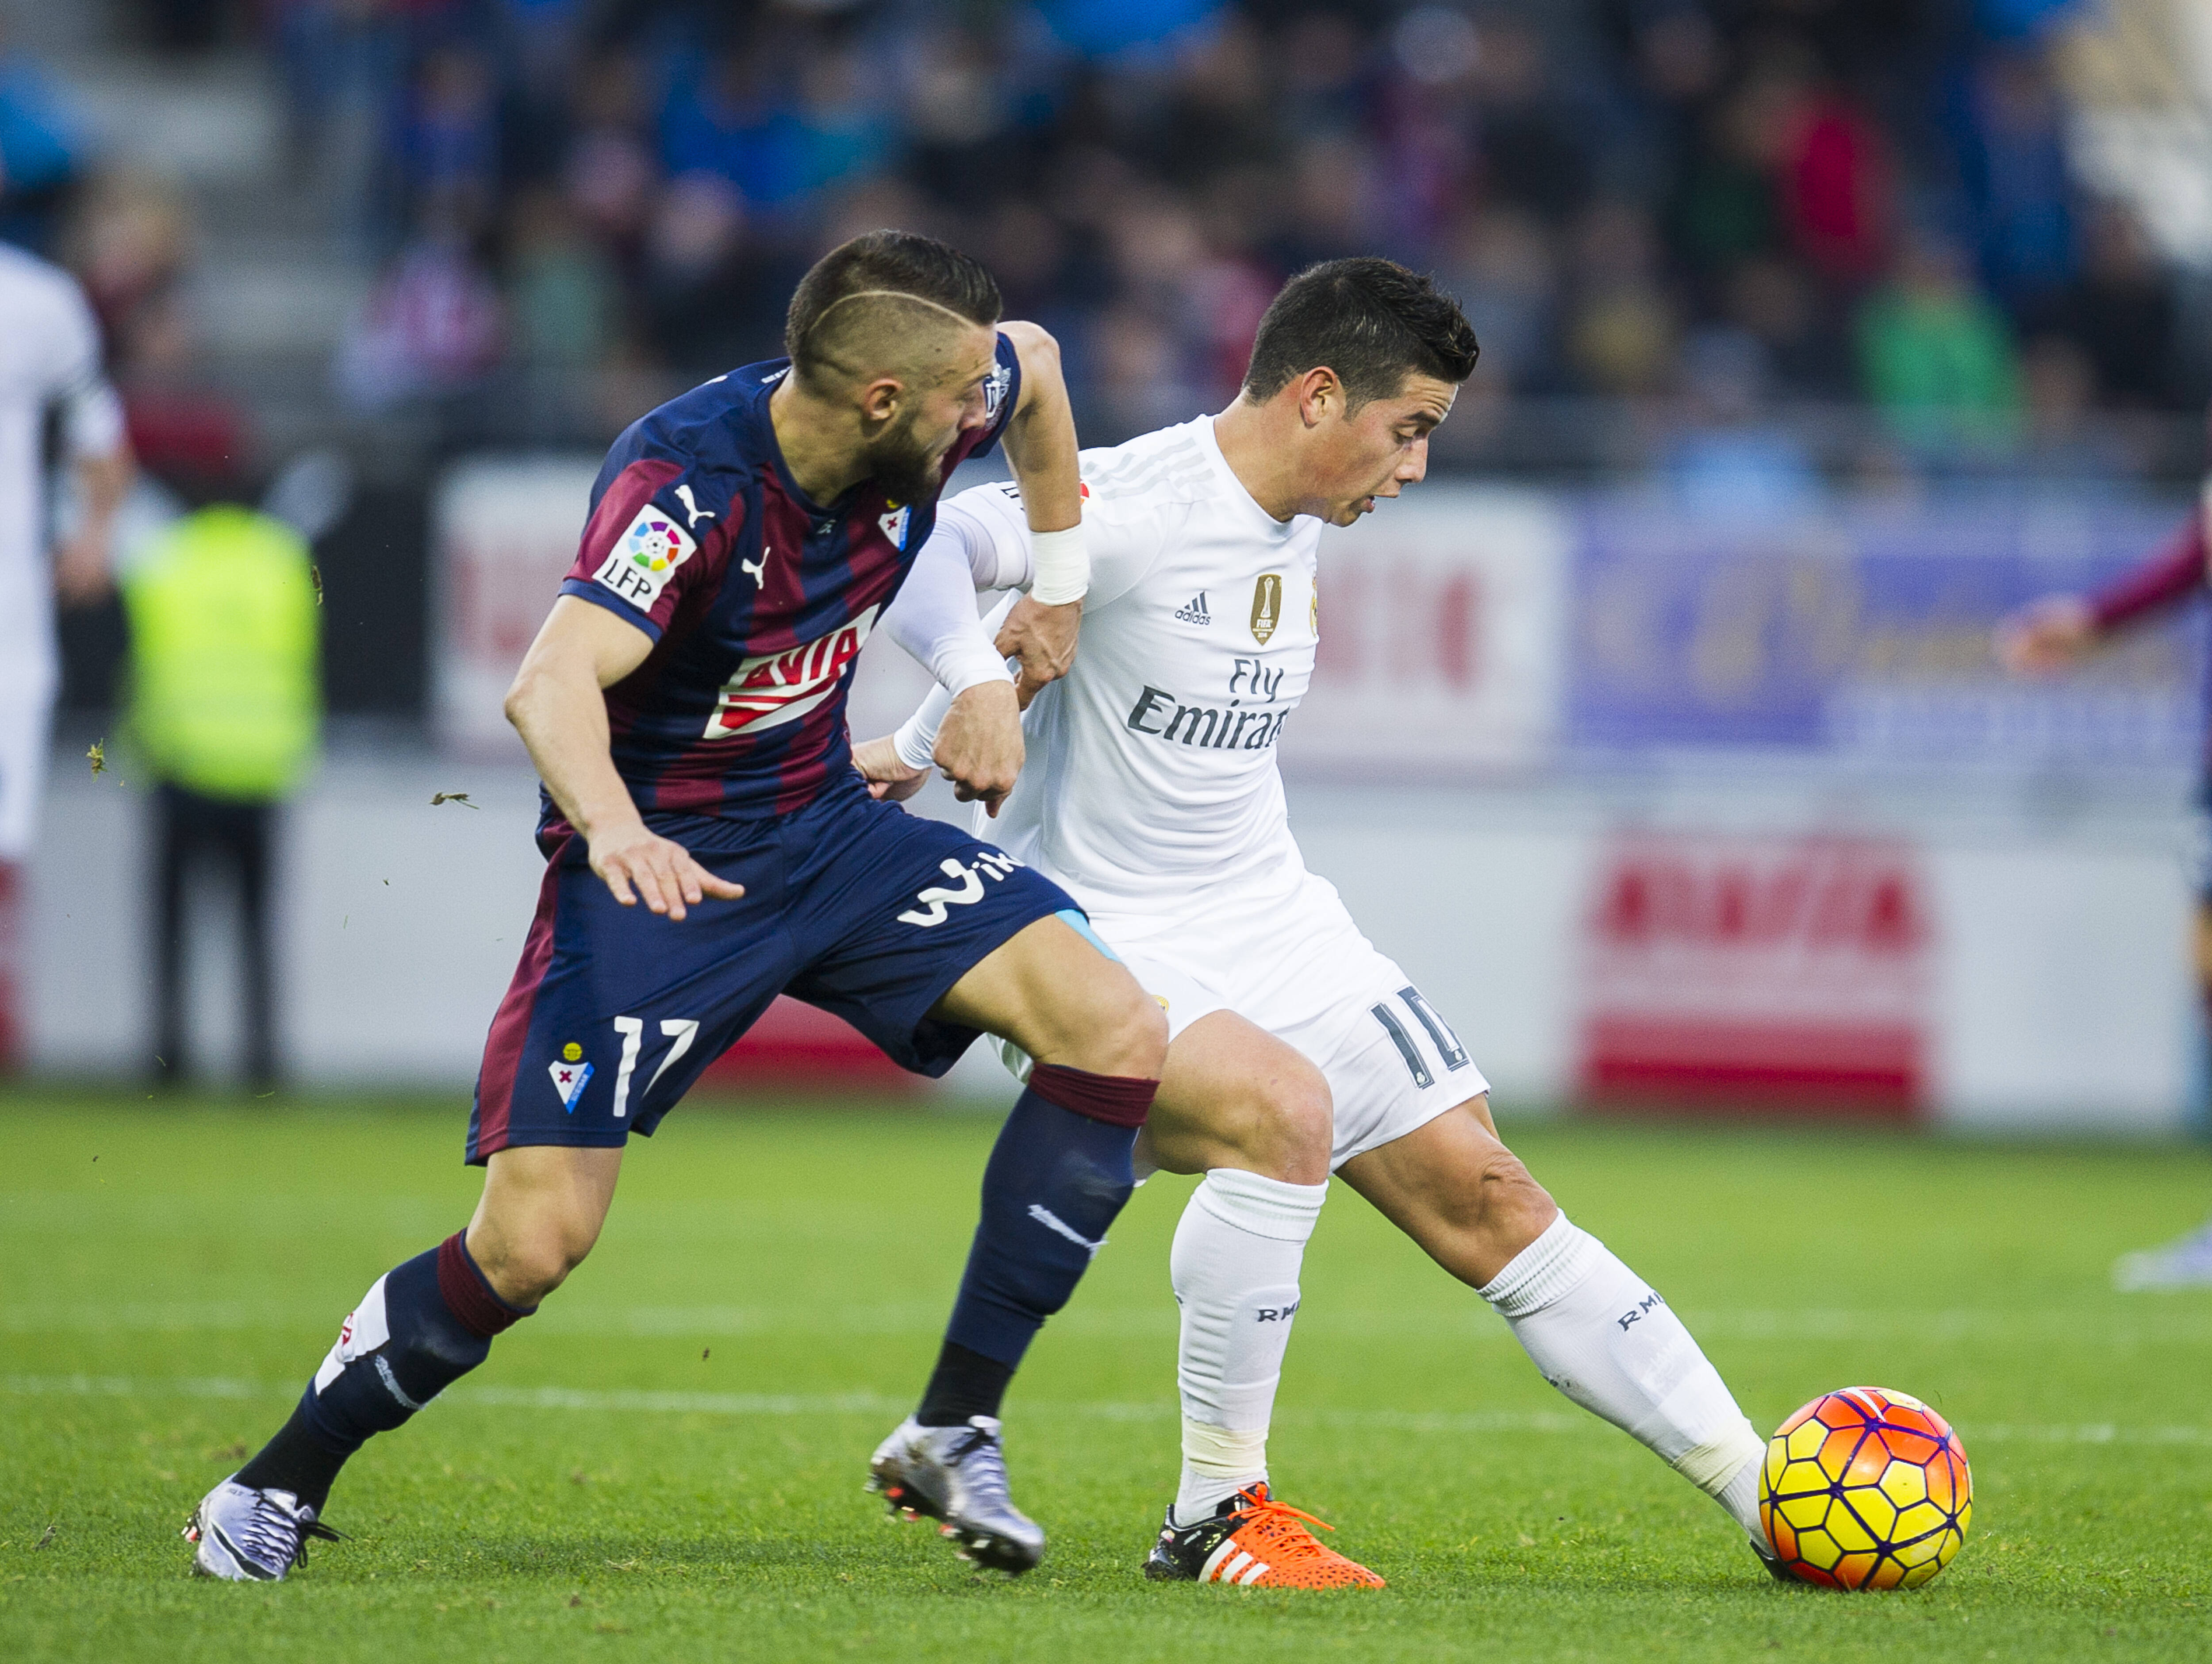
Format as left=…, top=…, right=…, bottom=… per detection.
left=472, top=1232, right=586, bottom=1308
left=1437, top=1139, right=1553, bottom=1241
left=1476, top=1151, right=1558, bottom=1253
left=468, top=1204, right=603, bottom=1306
left=1258, top=1062, right=1333, bottom=1182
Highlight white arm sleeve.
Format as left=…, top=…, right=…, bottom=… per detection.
left=884, top=477, right=1173, bottom=770
left=949, top=476, right=1161, bottom=607
left=883, top=503, right=1018, bottom=700
left=894, top=592, right=1021, bottom=771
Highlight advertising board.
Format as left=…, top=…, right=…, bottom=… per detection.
left=1569, top=494, right=2202, bottom=769
left=1577, top=830, right=1935, bottom=1115
left=433, top=457, right=602, bottom=757
left=1285, top=487, right=1570, bottom=776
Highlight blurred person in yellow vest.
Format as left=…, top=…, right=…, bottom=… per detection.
left=121, top=453, right=346, bottom=1089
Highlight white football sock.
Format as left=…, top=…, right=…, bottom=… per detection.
left=1480, top=1214, right=1766, bottom=1542
left=1169, top=1168, right=1328, bottom=1525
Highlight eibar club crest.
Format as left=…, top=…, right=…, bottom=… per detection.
left=547, top=1059, right=593, bottom=1113
left=879, top=502, right=911, bottom=550
left=1249, top=573, right=1283, bottom=644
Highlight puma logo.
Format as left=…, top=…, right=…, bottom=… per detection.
left=674, top=483, right=715, bottom=528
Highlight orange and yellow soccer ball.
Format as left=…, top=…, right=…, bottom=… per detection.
left=1759, top=1386, right=1971, bottom=1590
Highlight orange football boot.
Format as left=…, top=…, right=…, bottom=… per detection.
left=1141, top=1483, right=1386, bottom=1588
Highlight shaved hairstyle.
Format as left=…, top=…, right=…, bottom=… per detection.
left=785, top=230, right=1003, bottom=393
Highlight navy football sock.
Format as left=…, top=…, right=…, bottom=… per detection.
left=235, top=1233, right=532, bottom=1510
left=920, top=1068, right=1155, bottom=1424
left=915, top=1341, right=1015, bottom=1427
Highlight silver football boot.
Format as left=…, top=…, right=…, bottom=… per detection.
left=183, top=1477, right=340, bottom=1580
left=866, top=1415, right=1045, bottom=1574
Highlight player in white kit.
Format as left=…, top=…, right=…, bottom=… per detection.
left=860, top=260, right=1778, bottom=1588
left=0, top=243, right=133, bottom=1063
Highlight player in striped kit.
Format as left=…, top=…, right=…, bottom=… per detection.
left=186, top=232, right=1168, bottom=1582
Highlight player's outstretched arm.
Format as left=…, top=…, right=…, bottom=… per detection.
left=882, top=510, right=1018, bottom=697
left=1999, top=507, right=2210, bottom=676
left=996, top=321, right=1087, bottom=705
left=505, top=596, right=745, bottom=920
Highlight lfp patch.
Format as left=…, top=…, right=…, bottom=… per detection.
left=594, top=502, right=699, bottom=611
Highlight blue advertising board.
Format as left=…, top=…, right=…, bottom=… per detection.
left=1567, top=492, right=2205, bottom=770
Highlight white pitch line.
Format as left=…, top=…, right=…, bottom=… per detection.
left=7, top=1374, right=2212, bottom=1449
left=0, top=1374, right=907, bottom=1419
left=8, top=1303, right=2210, bottom=1342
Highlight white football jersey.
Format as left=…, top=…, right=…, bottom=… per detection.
left=887, top=417, right=1491, bottom=1160
left=904, top=415, right=1324, bottom=910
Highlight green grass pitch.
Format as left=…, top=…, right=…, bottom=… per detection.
left=4, top=1091, right=2209, bottom=1661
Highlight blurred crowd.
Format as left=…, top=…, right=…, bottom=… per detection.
left=4, top=0, right=2206, bottom=465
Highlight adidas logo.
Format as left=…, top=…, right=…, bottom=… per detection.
left=1174, top=592, right=1212, bottom=625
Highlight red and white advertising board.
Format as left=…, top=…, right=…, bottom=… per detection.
left=433, top=457, right=602, bottom=757
left=1576, top=831, right=1936, bottom=1116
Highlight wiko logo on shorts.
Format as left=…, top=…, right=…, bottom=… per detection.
left=897, top=849, right=1022, bottom=927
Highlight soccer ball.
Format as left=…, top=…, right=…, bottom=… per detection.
left=1758, top=1386, right=1971, bottom=1590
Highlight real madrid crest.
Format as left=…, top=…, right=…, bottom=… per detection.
left=1249, top=573, right=1283, bottom=644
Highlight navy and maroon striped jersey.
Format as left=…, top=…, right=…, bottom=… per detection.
left=553, top=335, right=1019, bottom=825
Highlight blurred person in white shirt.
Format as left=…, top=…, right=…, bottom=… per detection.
left=0, top=240, right=133, bottom=1065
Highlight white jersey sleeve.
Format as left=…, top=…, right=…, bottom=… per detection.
left=893, top=592, right=1018, bottom=770
left=884, top=477, right=1174, bottom=770
left=883, top=504, right=1018, bottom=703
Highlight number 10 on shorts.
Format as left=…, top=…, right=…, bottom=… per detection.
left=611, top=1015, right=701, bottom=1118
left=1371, top=986, right=1469, bottom=1088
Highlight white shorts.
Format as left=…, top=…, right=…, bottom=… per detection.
left=1037, top=865, right=1490, bottom=1169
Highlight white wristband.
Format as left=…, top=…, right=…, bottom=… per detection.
left=893, top=710, right=939, bottom=772
left=1027, top=523, right=1089, bottom=606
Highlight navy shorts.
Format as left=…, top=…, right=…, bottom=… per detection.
left=465, top=777, right=1074, bottom=1163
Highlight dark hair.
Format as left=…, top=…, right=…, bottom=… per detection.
left=785, top=229, right=1002, bottom=382
left=1241, top=258, right=1479, bottom=407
